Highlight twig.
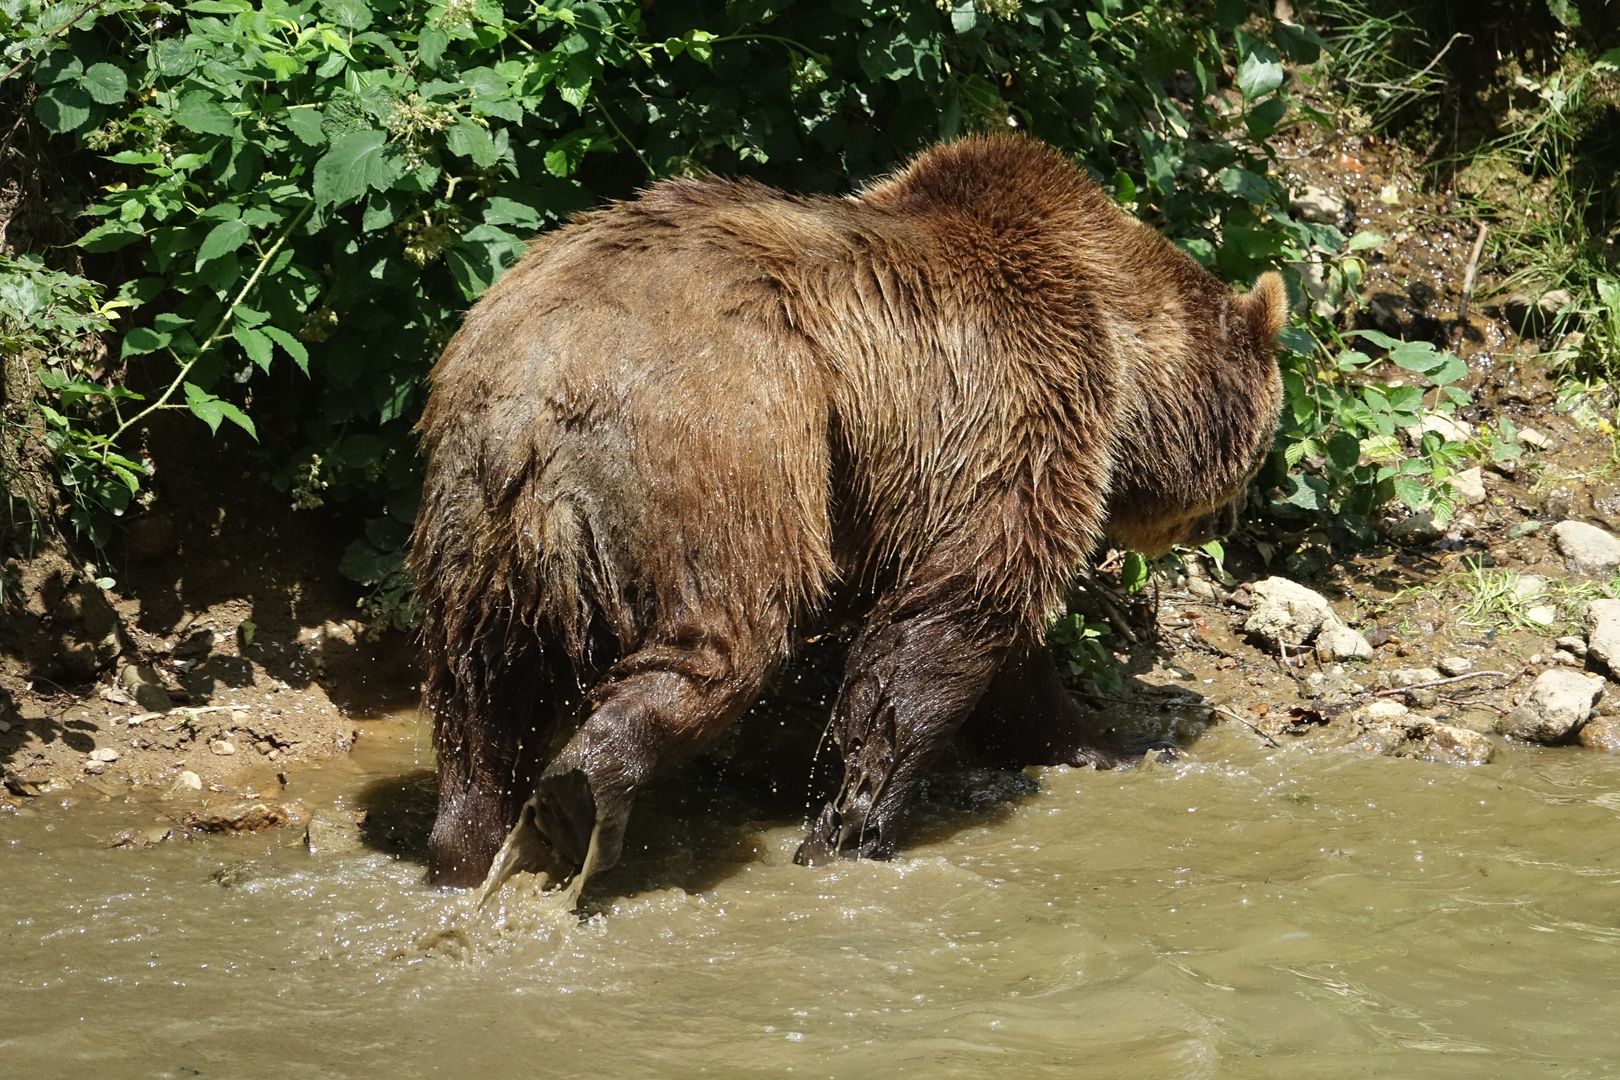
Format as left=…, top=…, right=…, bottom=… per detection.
left=1371, top=670, right=1509, bottom=697
left=1457, top=222, right=1489, bottom=322
left=0, top=1, right=102, bottom=91
left=1340, top=32, right=1469, bottom=95
left=1442, top=695, right=1508, bottom=716
left=1210, top=704, right=1282, bottom=748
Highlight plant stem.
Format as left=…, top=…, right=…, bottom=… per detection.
left=98, top=200, right=313, bottom=462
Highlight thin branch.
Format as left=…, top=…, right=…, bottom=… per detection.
left=1457, top=222, right=1489, bottom=322
left=1371, top=670, right=1510, bottom=697
left=98, top=201, right=313, bottom=461
left=0, top=1, right=102, bottom=91
left=1339, top=32, right=1469, bottom=95
left=1210, top=704, right=1282, bottom=748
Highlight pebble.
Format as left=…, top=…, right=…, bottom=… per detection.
left=1557, top=635, right=1589, bottom=657
left=1518, top=427, right=1552, bottom=451
left=1579, top=715, right=1620, bottom=751
left=210, top=739, right=237, bottom=756
left=1449, top=467, right=1486, bottom=506
left=1498, top=669, right=1604, bottom=743
left=1437, top=656, right=1473, bottom=677
left=1552, top=520, right=1620, bottom=576
left=1512, top=575, right=1549, bottom=602
left=0, top=720, right=11, bottom=733
left=1583, top=598, right=1620, bottom=677
left=1290, top=185, right=1348, bottom=225
left=1402, top=412, right=1471, bottom=447
left=1526, top=605, right=1559, bottom=627
left=88, top=747, right=119, bottom=763
left=1316, top=624, right=1374, bottom=661
left=177, top=770, right=203, bottom=790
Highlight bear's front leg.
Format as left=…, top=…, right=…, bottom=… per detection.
left=795, top=586, right=1010, bottom=865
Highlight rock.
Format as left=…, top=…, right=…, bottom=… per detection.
left=1512, top=575, right=1548, bottom=602
left=125, top=513, right=178, bottom=561
left=176, top=770, right=203, bottom=791
left=1387, top=667, right=1444, bottom=688
left=119, top=663, right=174, bottom=714
left=1557, top=635, right=1589, bottom=657
left=1499, top=288, right=1575, bottom=336
left=1290, top=185, right=1348, bottom=225
left=1316, top=624, right=1374, bottom=661
left=1552, top=520, right=1620, bottom=576
left=1579, top=715, right=1620, bottom=751
left=1526, top=604, right=1559, bottom=627
left=1518, top=427, right=1552, bottom=451
left=1498, top=669, right=1604, bottom=743
left=1437, top=656, right=1473, bottom=677
left=1410, top=722, right=1496, bottom=766
left=1351, top=699, right=1410, bottom=724
left=1583, top=599, right=1620, bottom=676
left=1244, top=577, right=1343, bottom=647
left=1389, top=510, right=1448, bottom=542
left=210, top=739, right=237, bottom=756
left=1402, top=412, right=1471, bottom=448
left=304, top=811, right=368, bottom=856
left=1449, top=467, right=1486, bottom=506
left=88, top=747, right=119, bottom=763
left=1552, top=649, right=1583, bottom=666
left=183, top=800, right=306, bottom=834
left=1407, top=687, right=1440, bottom=708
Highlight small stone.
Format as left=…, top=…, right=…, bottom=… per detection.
left=1583, top=598, right=1620, bottom=677
left=1437, top=656, right=1473, bottom=677
left=1402, top=412, right=1471, bottom=448
left=1557, top=635, right=1589, bottom=657
left=1526, top=605, right=1559, bottom=627
left=1449, top=467, right=1486, bottom=506
left=1552, top=520, right=1620, bottom=576
left=304, top=811, right=367, bottom=856
left=1316, top=624, right=1374, bottom=661
left=0, top=720, right=11, bottom=733
left=85, top=760, right=107, bottom=775
left=231, top=710, right=250, bottom=726
left=1407, top=688, right=1440, bottom=708
left=1552, top=649, right=1582, bottom=666
left=1500, top=288, right=1576, bottom=336
left=1352, top=699, right=1410, bottom=724
left=210, top=739, right=237, bottom=756
left=177, top=770, right=203, bottom=790
left=184, top=800, right=306, bottom=834
left=119, top=664, right=174, bottom=714
left=1518, top=427, right=1552, bottom=451
left=1389, top=667, right=1444, bottom=688
left=1244, top=577, right=1342, bottom=648
left=1389, top=510, right=1448, bottom=542
left=1290, top=185, right=1348, bottom=225
left=1498, top=669, right=1604, bottom=743
left=1512, top=575, right=1549, bottom=602
left=88, top=747, right=119, bottom=763
left=1579, top=715, right=1620, bottom=751
left=1409, top=722, right=1495, bottom=766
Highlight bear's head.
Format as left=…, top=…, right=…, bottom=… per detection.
left=1102, top=271, right=1286, bottom=556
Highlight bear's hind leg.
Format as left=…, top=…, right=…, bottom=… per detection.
left=426, top=635, right=560, bottom=887
left=795, top=570, right=1013, bottom=866
left=962, top=646, right=1143, bottom=770
left=481, top=618, right=786, bottom=904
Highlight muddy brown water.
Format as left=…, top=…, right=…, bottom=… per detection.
left=5, top=710, right=1620, bottom=1079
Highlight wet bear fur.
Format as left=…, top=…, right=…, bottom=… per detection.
left=411, top=134, right=1286, bottom=889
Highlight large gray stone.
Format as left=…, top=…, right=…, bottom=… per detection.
left=1498, top=669, right=1605, bottom=743
left=1244, top=577, right=1340, bottom=648
left=1584, top=599, right=1620, bottom=677
left=1552, top=520, right=1620, bottom=576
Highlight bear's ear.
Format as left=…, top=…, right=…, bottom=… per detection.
left=1235, top=271, right=1287, bottom=342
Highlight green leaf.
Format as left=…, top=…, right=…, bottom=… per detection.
left=121, top=326, right=172, bottom=358
left=232, top=326, right=274, bottom=371
left=446, top=120, right=499, bottom=167
left=1388, top=341, right=1445, bottom=374
left=183, top=382, right=257, bottom=439
left=262, top=326, right=310, bottom=374
left=1236, top=54, right=1284, bottom=99
left=83, top=63, right=128, bottom=105
left=35, top=83, right=91, bottom=133
left=1346, top=230, right=1385, bottom=252
left=285, top=107, right=327, bottom=147
left=419, top=28, right=449, bottom=67
left=321, top=0, right=372, bottom=30
left=312, top=128, right=400, bottom=208
left=173, top=93, right=236, bottom=136
left=76, top=221, right=145, bottom=252
left=196, top=219, right=250, bottom=268
left=1120, top=551, right=1149, bottom=593
left=1428, top=355, right=1469, bottom=386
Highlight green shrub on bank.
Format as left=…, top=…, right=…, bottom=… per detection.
left=1, top=0, right=1474, bottom=621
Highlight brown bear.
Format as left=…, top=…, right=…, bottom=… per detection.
left=410, top=133, right=1285, bottom=901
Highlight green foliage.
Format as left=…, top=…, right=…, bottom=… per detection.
left=2, top=0, right=1494, bottom=628
left=1047, top=612, right=1121, bottom=691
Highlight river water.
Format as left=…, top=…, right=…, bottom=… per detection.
left=4, top=713, right=1620, bottom=1079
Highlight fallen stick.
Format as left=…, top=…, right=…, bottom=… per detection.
left=1371, top=670, right=1509, bottom=697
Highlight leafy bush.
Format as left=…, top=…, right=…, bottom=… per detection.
left=1, top=0, right=1480, bottom=617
